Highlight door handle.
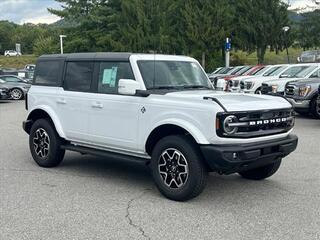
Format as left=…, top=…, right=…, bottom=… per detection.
left=57, top=98, right=66, bottom=104
left=92, top=102, right=103, bottom=109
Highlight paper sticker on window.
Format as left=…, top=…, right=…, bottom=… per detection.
left=102, top=67, right=118, bottom=87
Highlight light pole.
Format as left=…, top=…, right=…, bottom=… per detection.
left=59, top=35, right=66, bottom=54
left=282, top=26, right=290, bottom=64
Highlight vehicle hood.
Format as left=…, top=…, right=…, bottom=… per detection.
left=287, top=78, right=320, bottom=87
left=165, top=90, right=291, bottom=112
left=265, top=77, right=301, bottom=92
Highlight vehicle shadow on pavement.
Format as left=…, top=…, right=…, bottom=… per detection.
left=54, top=151, right=292, bottom=202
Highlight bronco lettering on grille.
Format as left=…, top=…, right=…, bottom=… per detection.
left=249, top=118, right=288, bottom=126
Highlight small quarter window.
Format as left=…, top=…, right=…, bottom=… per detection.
left=64, top=62, right=93, bottom=92
left=34, top=61, right=61, bottom=85
left=97, top=62, right=134, bottom=94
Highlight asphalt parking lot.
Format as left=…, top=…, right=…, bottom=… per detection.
left=0, top=100, right=319, bottom=240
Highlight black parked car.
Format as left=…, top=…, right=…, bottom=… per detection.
left=0, top=75, right=31, bottom=100
left=0, top=86, right=10, bottom=100
left=285, top=78, right=320, bottom=118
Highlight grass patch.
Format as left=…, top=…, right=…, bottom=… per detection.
left=231, top=48, right=303, bottom=65
left=0, top=55, right=37, bottom=69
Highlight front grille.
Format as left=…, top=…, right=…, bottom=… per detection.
left=233, top=80, right=239, bottom=87
left=217, top=109, right=294, bottom=138
left=285, top=85, right=297, bottom=96
left=246, top=82, right=253, bottom=90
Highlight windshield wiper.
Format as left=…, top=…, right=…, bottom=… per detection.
left=181, top=85, right=211, bottom=89
left=149, top=86, right=182, bottom=90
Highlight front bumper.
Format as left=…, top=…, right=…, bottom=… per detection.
left=200, top=134, right=298, bottom=174
left=0, top=90, right=11, bottom=99
left=286, top=98, right=310, bottom=110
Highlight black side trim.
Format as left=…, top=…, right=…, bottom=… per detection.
left=61, top=144, right=149, bottom=164
left=203, top=96, right=228, bottom=112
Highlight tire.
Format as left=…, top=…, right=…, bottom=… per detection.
left=10, top=88, right=24, bottom=100
left=255, top=88, right=262, bottom=94
left=310, top=95, right=320, bottom=119
left=295, top=110, right=309, bottom=117
left=238, top=160, right=282, bottom=180
left=29, top=119, right=65, bottom=168
left=150, top=135, right=208, bottom=201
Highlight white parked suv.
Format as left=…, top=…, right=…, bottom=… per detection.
left=23, top=53, right=298, bottom=201
left=4, top=50, right=21, bottom=57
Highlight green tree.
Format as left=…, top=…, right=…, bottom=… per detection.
left=297, top=10, right=320, bottom=50
left=232, top=0, right=290, bottom=63
left=181, top=0, right=233, bottom=69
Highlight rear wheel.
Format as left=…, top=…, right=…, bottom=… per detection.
left=29, top=119, right=65, bottom=168
left=150, top=135, right=208, bottom=201
left=238, top=160, right=282, bottom=180
left=310, top=95, right=320, bottom=119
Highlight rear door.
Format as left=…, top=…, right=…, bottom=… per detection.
left=56, top=61, right=94, bottom=142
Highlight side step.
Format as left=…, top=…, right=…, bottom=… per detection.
left=61, top=144, right=149, bottom=164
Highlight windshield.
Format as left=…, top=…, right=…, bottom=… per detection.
left=280, top=66, right=310, bottom=78
left=294, top=66, right=317, bottom=78
left=237, top=66, right=252, bottom=75
left=138, top=60, right=212, bottom=90
left=251, top=67, right=265, bottom=76
left=263, top=66, right=287, bottom=76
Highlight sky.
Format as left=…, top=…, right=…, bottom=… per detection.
left=0, top=0, right=312, bottom=25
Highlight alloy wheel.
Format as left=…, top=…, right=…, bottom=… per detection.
left=33, top=128, right=50, bottom=158
left=158, top=148, right=189, bottom=189
left=10, top=89, right=22, bottom=100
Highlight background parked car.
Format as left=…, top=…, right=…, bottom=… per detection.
left=4, top=50, right=21, bottom=57
left=284, top=78, right=320, bottom=118
left=0, top=75, right=30, bottom=100
left=297, top=50, right=320, bottom=63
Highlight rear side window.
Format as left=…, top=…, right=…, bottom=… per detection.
left=34, top=61, right=61, bottom=86
left=97, top=62, right=134, bottom=94
left=64, top=61, right=94, bottom=92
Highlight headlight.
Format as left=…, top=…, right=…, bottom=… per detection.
left=271, top=85, right=278, bottom=93
left=299, top=85, right=311, bottom=97
left=223, top=115, right=239, bottom=135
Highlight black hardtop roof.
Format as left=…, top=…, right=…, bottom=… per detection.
left=38, top=52, right=132, bottom=61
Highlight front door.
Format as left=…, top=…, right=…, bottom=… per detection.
left=88, top=61, right=141, bottom=152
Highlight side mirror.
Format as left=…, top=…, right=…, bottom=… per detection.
left=118, top=79, right=141, bottom=95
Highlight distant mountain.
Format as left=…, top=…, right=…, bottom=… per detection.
left=288, top=0, right=320, bottom=13
left=50, top=18, right=78, bottom=28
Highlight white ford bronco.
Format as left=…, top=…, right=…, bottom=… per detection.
left=23, top=53, right=298, bottom=201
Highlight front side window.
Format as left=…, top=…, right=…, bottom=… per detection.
left=64, top=61, right=93, bottom=92
left=309, top=68, right=320, bottom=78
left=294, top=66, right=317, bottom=78
left=138, top=60, right=212, bottom=90
left=35, top=61, right=61, bottom=85
left=97, top=62, right=134, bottom=94
left=280, top=66, right=310, bottom=78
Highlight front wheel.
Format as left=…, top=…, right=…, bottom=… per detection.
left=29, top=119, right=65, bottom=168
left=238, top=160, right=282, bottom=180
left=311, top=95, right=320, bottom=119
left=150, top=135, right=208, bottom=201
left=10, top=88, right=24, bottom=100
